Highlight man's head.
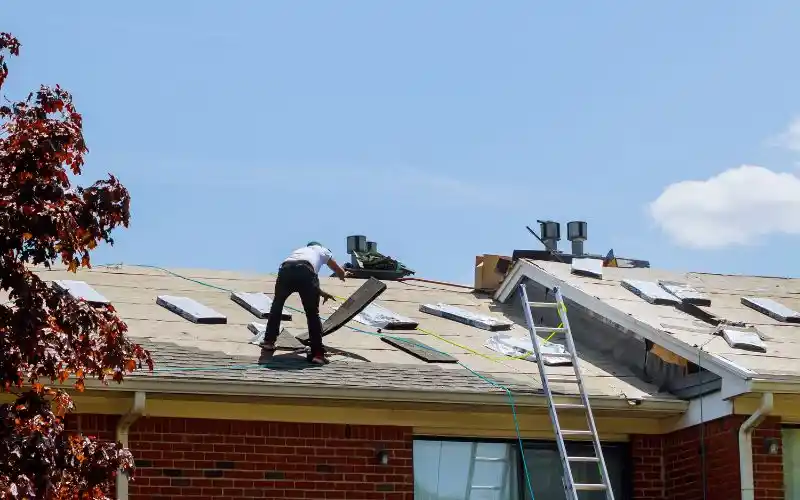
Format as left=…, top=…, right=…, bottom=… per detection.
left=307, top=241, right=323, bottom=248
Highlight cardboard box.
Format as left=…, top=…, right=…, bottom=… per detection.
left=474, top=254, right=512, bottom=292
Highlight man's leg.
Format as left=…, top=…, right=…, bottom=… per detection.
left=297, top=270, right=325, bottom=361
left=263, top=267, right=293, bottom=348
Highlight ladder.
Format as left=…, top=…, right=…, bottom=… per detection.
left=518, top=284, right=614, bottom=500
left=466, top=442, right=513, bottom=499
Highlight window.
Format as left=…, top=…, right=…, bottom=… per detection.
left=521, top=441, right=629, bottom=500
left=413, top=439, right=519, bottom=500
left=783, top=428, right=800, bottom=498
left=412, top=438, right=630, bottom=500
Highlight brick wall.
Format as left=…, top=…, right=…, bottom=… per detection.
left=631, top=415, right=784, bottom=500
left=67, top=414, right=414, bottom=500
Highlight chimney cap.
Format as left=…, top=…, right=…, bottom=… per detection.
left=567, top=221, right=588, bottom=241
left=538, top=220, right=561, bottom=240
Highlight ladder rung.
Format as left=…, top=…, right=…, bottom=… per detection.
left=568, top=456, right=599, bottom=463
left=554, top=403, right=586, bottom=410
left=535, top=326, right=566, bottom=334
left=529, top=301, right=558, bottom=308
left=561, top=429, right=593, bottom=437
left=474, top=456, right=505, bottom=462
left=548, top=376, right=580, bottom=383
left=575, top=483, right=608, bottom=491
left=542, top=351, right=572, bottom=358
left=470, top=486, right=501, bottom=490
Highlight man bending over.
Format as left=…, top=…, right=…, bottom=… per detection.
left=262, top=241, right=346, bottom=365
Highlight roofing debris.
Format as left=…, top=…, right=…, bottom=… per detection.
left=52, top=280, right=110, bottom=305
left=714, top=324, right=766, bottom=353
left=353, top=302, right=419, bottom=330
left=657, top=281, right=711, bottom=306
left=570, top=258, right=603, bottom=279
left=485, top=332, right=572, bottom=366
left=156, top=295, right=227, bottom=324
left=621, top=279, right=681, bottom=306
left=230, top=291, right=292, bottom=320
left=420, top=303, right=513, bottom=331
left=741, top=296, right=800, bottom=323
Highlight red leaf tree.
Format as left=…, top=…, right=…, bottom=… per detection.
left=0, top=33, right=153, bottom=498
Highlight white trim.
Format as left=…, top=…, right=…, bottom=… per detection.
left=76, top=377, right=687, bottom=413
left=670, top=391, right=733, bottom=431
left=494, top=259, right=753, bottom=383
left=740, top=393, right=773, bottom=500
left=116, top=391, right=146, bottom=500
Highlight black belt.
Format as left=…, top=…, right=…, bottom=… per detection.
left=281, top=260, right=315, bottom=273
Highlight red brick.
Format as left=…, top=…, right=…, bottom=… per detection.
left=64, top=414, right=414, bottom=500
left=631, top=415, right=784, bottom=500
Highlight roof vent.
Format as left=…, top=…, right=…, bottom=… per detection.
left=567, top=221, right=588, bottom=256
left=538, top=220, right=561, bottom=252
left=343, top=235, right=414, bottom=280
left=346, top=235, right=367, bottom=255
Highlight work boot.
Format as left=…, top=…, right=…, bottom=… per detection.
left=309, top=352, right=329, bottom=365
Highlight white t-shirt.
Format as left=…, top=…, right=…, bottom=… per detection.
left=283, top=245, right=333, bottom=273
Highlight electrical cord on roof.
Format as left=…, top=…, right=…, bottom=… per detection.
left=695, top=336, right=714, bottom=500
left=95, top=263, right=537, bottom=500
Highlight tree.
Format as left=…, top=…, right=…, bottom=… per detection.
left=0, top=32, right=153, bottom=498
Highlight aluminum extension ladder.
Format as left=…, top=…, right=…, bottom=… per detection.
left=519, top=284, right=614, bottom=500
left=466, top=442, right=513, bottom=499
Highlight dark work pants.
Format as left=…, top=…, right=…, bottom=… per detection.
left=264, top=262, right=325, bottom=356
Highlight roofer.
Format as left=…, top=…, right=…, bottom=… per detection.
left=261, top=241, right=346, bottom=365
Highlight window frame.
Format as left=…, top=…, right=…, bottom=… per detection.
left=412, top=436, right=633, bottom=500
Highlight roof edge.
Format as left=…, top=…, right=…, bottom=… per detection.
left=494, top=259, right=754, bottom=383
left=81, top=377, right=686, bottom=413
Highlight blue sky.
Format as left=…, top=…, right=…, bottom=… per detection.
left=5, top=1, right=800, bottom=283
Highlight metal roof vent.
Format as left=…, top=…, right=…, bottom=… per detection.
left=567, top=221, right=588, bottom=256
left=538, top=220, right=561, bottom=252
left=346, top=235, right=367, bottom=255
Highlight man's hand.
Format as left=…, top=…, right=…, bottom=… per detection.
left=320, top=290, right=336, bottom=304
left=327, top=258, right=347, bottom=282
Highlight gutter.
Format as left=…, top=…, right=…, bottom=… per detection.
left=739, top=392, right=773, bottom=500
left=80, top=377, right=687, bottom=413
left=116, top=391, right=146, bottom=500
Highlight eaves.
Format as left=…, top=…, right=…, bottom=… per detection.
left=78, top=375, right=686, bottom=414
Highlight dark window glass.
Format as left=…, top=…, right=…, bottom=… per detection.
left=521, top=441, right=629, bottom=500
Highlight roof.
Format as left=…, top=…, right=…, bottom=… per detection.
left=497, top=258, right=800, bottom=393
left=30, top=264, right=681, bottom=407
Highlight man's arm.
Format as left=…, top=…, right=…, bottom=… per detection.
left=326, top=258, right=346, bottom=281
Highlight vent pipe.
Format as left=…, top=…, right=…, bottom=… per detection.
left=346, top=235, right=367, bottom=254
left=567, top=221, right=588, bottom=256
left=538, top=221, right=561, bottom=252
left=366, top=241, right=378, bottom=253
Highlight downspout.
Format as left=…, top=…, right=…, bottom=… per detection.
left=739, top=392, right=773, bottom=500
left=116, top=391, right=146, bottom=500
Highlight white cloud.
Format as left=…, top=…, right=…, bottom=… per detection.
left=768, top=116, right=800, bottom=152
left=648, top=165, right=800, bottom=248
